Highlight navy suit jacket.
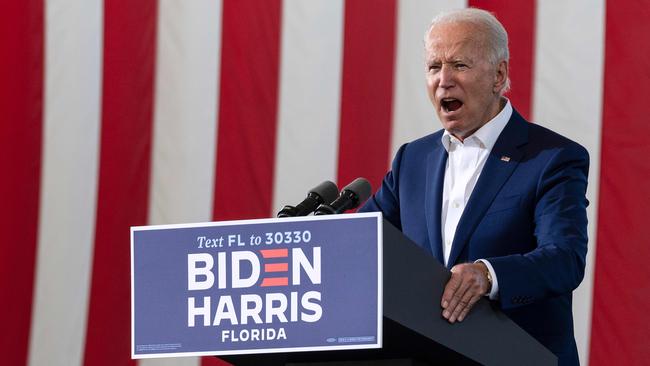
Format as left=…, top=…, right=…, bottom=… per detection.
left=360, top=110, right=589, bottom=366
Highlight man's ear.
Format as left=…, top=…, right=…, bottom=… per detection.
left=493, top=60, right=508, bottom=93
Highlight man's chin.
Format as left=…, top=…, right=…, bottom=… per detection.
left=441, top=121, right=477, bottom=141
left=440, top=119, right=464, bottom=132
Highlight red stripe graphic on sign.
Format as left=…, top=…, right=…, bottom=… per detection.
left=265, top=263, right=289, bottom=272
left=337, top=0, right=397, bottom=192
left=212, top=0, right=282, bottom=221
left=83, top=1, right=158, bottom=365
left=261, top=278, right=289, bottom=287
left=261, top=248, right=289, bottom=258
left=468, top=0, right=536, bottom=120
left=590, top=0, right=650, bottom=364
left=0, top=1, right=43, bottom=364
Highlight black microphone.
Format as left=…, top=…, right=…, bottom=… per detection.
left=314, top=177, right=371, bottom=215
left=277, top=181, right=339, bottom=217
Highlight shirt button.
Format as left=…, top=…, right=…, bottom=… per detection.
left=445, top=240, right=451, bottom=247
left=453, top=201, right=460, bottom=208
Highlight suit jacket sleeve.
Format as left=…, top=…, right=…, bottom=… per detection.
left=487, top=142, right=589, bottom=310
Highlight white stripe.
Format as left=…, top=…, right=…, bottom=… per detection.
left=390, top=0, right=467, bottom=160
left=143, top=1, right=222, bottom=365
left=272, top=0, right=344, bottom=214
left=147, top=0, right=221, bottom=226
left=28, top=1, right=103, bottom=365
left=532, top=2, right=605, bottom=364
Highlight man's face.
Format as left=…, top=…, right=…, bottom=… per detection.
left=425, top=21, right=507, bottom=140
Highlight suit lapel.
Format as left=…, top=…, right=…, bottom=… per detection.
left=424, top=141, right=447, bottom=263
left=446, top=111, right=529, bottom=267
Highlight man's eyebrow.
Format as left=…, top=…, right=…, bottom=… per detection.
left=451, top=57, right=473, bottom=64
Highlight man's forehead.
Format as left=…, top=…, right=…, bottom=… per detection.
left=425, top=22, right=488, bottom=58
left=425, top=36, right=480, bottom=61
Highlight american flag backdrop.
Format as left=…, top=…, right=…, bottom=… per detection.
left=1, top=0, right=648, bottom=365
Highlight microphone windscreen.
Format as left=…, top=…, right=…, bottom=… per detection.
left=343, top=177, right=372, bottom=204
left=310, top=180, right=339, bottom=205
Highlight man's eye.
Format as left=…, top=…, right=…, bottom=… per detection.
left=428, top=64, right=441, bottom=72
left=455, top=63, right=468, bottom=69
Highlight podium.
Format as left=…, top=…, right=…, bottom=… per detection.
left=131, top=213, right=556, bottom=366
left=221, top=219, right=556, bottom=366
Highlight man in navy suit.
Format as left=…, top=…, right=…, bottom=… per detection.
left=360, top=8, right=588, bottom=366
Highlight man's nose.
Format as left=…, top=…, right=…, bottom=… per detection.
left=439, top=65, right=455, bottom=89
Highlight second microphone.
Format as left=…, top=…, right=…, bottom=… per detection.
left=314, top=178, right=371, bottom=215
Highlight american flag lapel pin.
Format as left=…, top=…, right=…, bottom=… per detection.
left=500, top=156, right=511, bottom=162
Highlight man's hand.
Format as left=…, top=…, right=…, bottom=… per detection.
left=441, top=262, right=490, bottom=323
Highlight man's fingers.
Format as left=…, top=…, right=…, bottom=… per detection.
left=448, top=289, right=473, bottom=323
left=456, top=294, right=481, bottom=322
left=442, top=272, right=472, bottom=319
left=450, top=291, right=481, bottom=323
left=441, top=270, right=462, bottom=308
left=441, top=263, right=489, bottom=323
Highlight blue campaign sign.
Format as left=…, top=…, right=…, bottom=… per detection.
left=131, top=212, right=382, bottom=359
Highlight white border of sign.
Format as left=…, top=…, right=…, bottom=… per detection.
left=130, top=212, right=383, bottom=359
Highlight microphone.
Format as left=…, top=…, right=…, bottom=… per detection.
left=276, top=180, right=339, bottom=217
left=314, top=177, right=371, bottom=215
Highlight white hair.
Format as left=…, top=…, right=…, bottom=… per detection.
left=426, top=8, right=511, bottom=93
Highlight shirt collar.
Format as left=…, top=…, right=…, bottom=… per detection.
left=441, top=98, right=513, bottom=152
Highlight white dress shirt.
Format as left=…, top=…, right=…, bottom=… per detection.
left=441, top=99, right=512, bottom=299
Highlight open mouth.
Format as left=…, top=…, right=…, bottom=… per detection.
left=441, top=98, right=463, bottom=113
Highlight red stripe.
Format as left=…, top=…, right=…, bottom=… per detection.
left=0, top=1, right=43, bottom=364
left=212, top=0, right=282, bottom=222
left=261, top=248, right=289, bottom=259
left=206, top=2, right=282, bottom=365
left=468, top=0, right=536, bottom=120
left=261, top=277, right=289, bottom=287
left=83, top=1, right=158, bottom=365
left=265, top=263, right=289, bottom=272
left=337, top=0, right=397, bottom=193
left=590, top=1, right=650, bottom=364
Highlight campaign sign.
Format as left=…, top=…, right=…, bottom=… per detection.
left=131, top=212, right=382, bottom=359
